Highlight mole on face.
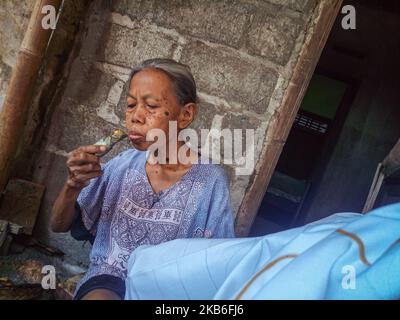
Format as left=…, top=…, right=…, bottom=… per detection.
left=153, top=112, right=165, bottom=121
left=164, top=111, right=170, bottom=116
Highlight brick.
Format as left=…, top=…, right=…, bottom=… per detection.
left=221, top=112, right=265, bottom=160
left=189, top=99, right=220, bottom=133
left=0, top=0, right=34, bottom=66
left=264, top=0, right=317, bottom=13
left=112, top=0, right=156, bottom=22
left=190, top=107, right=264, bottom=168
left=63, top=61, right=117, bottom=108
left=180, top=40, right=278, bottom=114
left=46, top=102, right=123, bottom=153
left=229, top=172, right=252, bottom=214
left=222, top=112, right=264, bottom=131
left=153, top=0, right=254, bottom=48
left=221, top=163, right=250, bottom=215
left=104, top=23, right=177, bottom=68
left=246, top=10, right=305, bottom=65
left=116, top=80, right=131, bottom=120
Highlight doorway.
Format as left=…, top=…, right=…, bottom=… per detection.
left=250, top=72, right=355, bottom=235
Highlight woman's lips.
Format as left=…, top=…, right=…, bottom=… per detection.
left=129, top=131, right=145, bottom=141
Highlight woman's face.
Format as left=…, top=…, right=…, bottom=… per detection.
left=125, top=68, right=195, bottom=151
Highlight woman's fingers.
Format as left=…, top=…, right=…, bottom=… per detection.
left=65, top=145, right=106, bottom=190
left=67, top=170, right=102, bottom=189
left=78, top=145, right=106, bottom=155
left=66, top=178, right=90, bottom=189
left=66, top=178, right=88, bottom=189
left=67, top=150, right=100, bottom=167
left=69, top=163, right=101, bottom=174
left=71, top=170, right=103, bottom=182
left=67, top=145, right=105, bottom=189
left=67, top=145, right=105, bottom=161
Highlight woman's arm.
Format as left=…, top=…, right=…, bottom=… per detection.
left=50, top=145, right=105, bottom=233
left=51, top=183, right=82, bottom=232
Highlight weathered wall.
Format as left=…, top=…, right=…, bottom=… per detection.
left=12, top=0, right=328, bottom=265
left=0, top=1, right=34, bottom=111
left=304, top=2, right=400, bottom=223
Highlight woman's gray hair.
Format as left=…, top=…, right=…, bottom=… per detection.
left=129, top=58, right=197, bottom=105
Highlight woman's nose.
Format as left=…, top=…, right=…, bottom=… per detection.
left=129, top=104, right=146, bottom=124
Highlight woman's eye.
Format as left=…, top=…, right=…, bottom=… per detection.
left=127, top=104, right=136, bottom=109
left=147, top=104, right=158, bottom=109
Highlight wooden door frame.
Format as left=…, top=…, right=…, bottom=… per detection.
left=235, top=0, right=344, bottom=237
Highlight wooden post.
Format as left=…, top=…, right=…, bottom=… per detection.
left=0, top=0, right=62, bottom=192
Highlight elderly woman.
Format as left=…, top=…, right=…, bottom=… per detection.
left=51, top=58, right=235, bottom=300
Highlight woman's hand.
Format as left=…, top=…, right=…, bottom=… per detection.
left=51, top=144, right=106, bottom=233
left=66, top=145, right=106, bottom=190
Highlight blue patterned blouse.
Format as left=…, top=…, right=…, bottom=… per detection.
left=73, top=148, right=235, bottom=294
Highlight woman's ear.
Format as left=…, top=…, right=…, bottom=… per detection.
left=178, top=103, right=197, bottom=129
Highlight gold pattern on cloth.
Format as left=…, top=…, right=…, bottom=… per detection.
left=336, top=229, right=371, bottom=266
left=235, top=254, right=298, bottom=300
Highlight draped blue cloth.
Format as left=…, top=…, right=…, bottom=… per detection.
left=125, top=203, right=400, bottom=300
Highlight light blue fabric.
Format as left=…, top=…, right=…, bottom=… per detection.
left=125, top=203, right=400, bottom=300
left=74, top=148, right=235, bottom=296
